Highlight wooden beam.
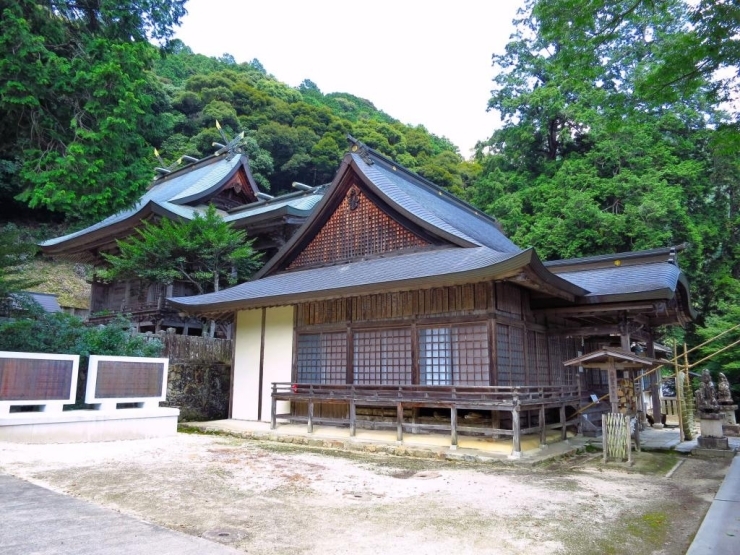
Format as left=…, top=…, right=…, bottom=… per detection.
left=534, top=303, right=655, bottom=317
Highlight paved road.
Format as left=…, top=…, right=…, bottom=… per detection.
left=0, top=474, right=241, bottom=555
left=687, top=455, right=740, bottom=555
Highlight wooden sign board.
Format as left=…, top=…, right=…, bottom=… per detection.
left=0, top=351, right=79, bottom=412
left=86, top=356, right=169, bottom=407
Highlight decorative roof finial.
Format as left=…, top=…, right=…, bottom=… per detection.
left=153, top=148, right=181, bottom=175
left=346, top=134, right=374, bottom=166
left=212, top=121, right=246, bottom=160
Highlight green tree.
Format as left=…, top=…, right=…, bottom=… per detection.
left=97, top=205, right=262, bottom=297
left=0, top=0, right=186, bottom=222
left=0, top=223, right=40, bottom=299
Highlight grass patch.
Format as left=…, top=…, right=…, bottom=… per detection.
left=558, top=508, right=671, bottom=554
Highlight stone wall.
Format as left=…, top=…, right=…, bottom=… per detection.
left=164, top=362, right=231, bottom=421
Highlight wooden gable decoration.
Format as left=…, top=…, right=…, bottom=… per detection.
left=206, top=167, right=258, bottom=210
left=287, top=181, right=431, bottom=271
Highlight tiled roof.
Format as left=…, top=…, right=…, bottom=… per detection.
left=552, top=262, right=681, bottom=297
left=41, top=155, right=244, bottom=248
left=225, top=188, right=325, bottom=223
left=169, top=247, right=525, bottom=311
left=354, top=153, right=520, bottom=253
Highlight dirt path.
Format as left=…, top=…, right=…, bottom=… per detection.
left=0, top=433, right=729, bottom=555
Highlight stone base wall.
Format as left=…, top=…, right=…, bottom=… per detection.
left=164, top=362, right=231, bottom=421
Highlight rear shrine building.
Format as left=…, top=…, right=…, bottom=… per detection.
left=169, top=138, right=695, bottom=458
left=40, top=140, right=324, bottom=334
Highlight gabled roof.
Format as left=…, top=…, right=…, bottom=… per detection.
left=563, top=347, right=664, bottom=368
left=256, top=139, right=519, bottom=278
left=40, top=153, right=256, bottom=258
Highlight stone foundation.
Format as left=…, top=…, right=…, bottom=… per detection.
left=697, top=435, right=730, bottom=450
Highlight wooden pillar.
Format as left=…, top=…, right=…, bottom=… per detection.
left=539, top=405, right=547, bottom=447
left=491, top=410, right=501, bottom=438
left=396, top=402, right=403, bottom=442
left=607, top=357, right=619, bottom=414
left=349, top=400, right=356, bottom=437
left=451, top=406, right=458, bottom=448
left=511, top=408, right=521, bottom=457
left=307, top=400, right=314, bottom=434
left=560, top=404, right=567, bottom=440
left=411, top=408, right=419, bottom=434
left=270, top=395, right=277, bottom=430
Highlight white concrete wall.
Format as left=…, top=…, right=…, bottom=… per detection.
left=261, top=306, right=294, bottom=421
left=232, top=309, right=263, bottom=420
left=232, top=306, right=294, bottom=422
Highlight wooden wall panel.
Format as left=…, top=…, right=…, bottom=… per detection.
left=296, top=282, right=503, bottom=327
left=289, top=185, right=429, bottom=270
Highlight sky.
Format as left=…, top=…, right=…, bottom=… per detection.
left=174, top=0, right=523, bottom=157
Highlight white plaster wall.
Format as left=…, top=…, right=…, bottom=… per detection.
left=261, top=306, right=294, bottom=422
left=232, top=309, right=263, bottom=420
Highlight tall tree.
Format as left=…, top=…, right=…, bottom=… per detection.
left=97, top=205, right=262, bottom=297
left=0, top=0, right=186, bottom=222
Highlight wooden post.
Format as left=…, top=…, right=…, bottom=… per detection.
left=626, top=414, right=632, bottom=465
left=307, top=400, right=314, bottom=434
left=602, top=416, right=608, bottom=463
left=349, top=399, right=356, bottom=437
left=607, top=357, right=619, bottom=414
left=451, top=406, right=458, bottom=448
left=396, top=402, right=403, bottom=442
left=511, top=408, right=521, bottom=457
left=270, top=395, right=277, bottom=430
left=560, top=404, right=567, bottom=440
left=539, top=405, right=547, bottom=447
left=492, top=410, right=501, bottom=438
left=674, top=340, right=684, bottom=443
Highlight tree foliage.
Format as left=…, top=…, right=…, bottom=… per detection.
left=0, top=223, right=39, bottom=299
left=0, top=0, right=186, bottom=222
left=97, top=205, right=262, bottom=295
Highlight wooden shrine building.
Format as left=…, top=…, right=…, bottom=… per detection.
left=169, top=138, right=696, bottom=456
left=40, top=138, right=325, bottom=334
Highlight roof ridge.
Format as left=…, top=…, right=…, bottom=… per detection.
left=346, top=135, right=505, bottom=231
left=545, top=244, right=688, bottom=268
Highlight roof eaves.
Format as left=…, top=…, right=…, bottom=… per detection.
left=169, top=248, right=535, bottom=314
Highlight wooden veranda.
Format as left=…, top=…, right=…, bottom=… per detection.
left=271, top=383, right=581, bottom=457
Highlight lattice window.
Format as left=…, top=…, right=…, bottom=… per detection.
left=419, top=328, right=452, bottom=385
left=288, top=184, right=429, bottom=270
left=547, top=335, right=564, bottom=385
left=452, top=324, right=489, bottom=385
left=296, top=333, right=347, bottom=384
left=527, top=331, right=550, bottom=385
left=497, top=324, right=525, bottom=386
left=354, top=328, right=412, bottom=385
left=419, top=324, right=489, bottom=385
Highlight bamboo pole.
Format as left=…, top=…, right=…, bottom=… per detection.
left=674, top=339, right=684, bottom=443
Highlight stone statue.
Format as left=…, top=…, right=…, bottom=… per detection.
left=695, top=368, right=719, bottom=412
left=718, top=372, right=734, bottom=405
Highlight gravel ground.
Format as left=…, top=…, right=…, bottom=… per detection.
left=0, top=433, right=729, bottom=555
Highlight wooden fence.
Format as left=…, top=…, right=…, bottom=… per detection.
left=141, top=331, right=233, bottom=364
left=602, top=413, right=632, bottom=463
